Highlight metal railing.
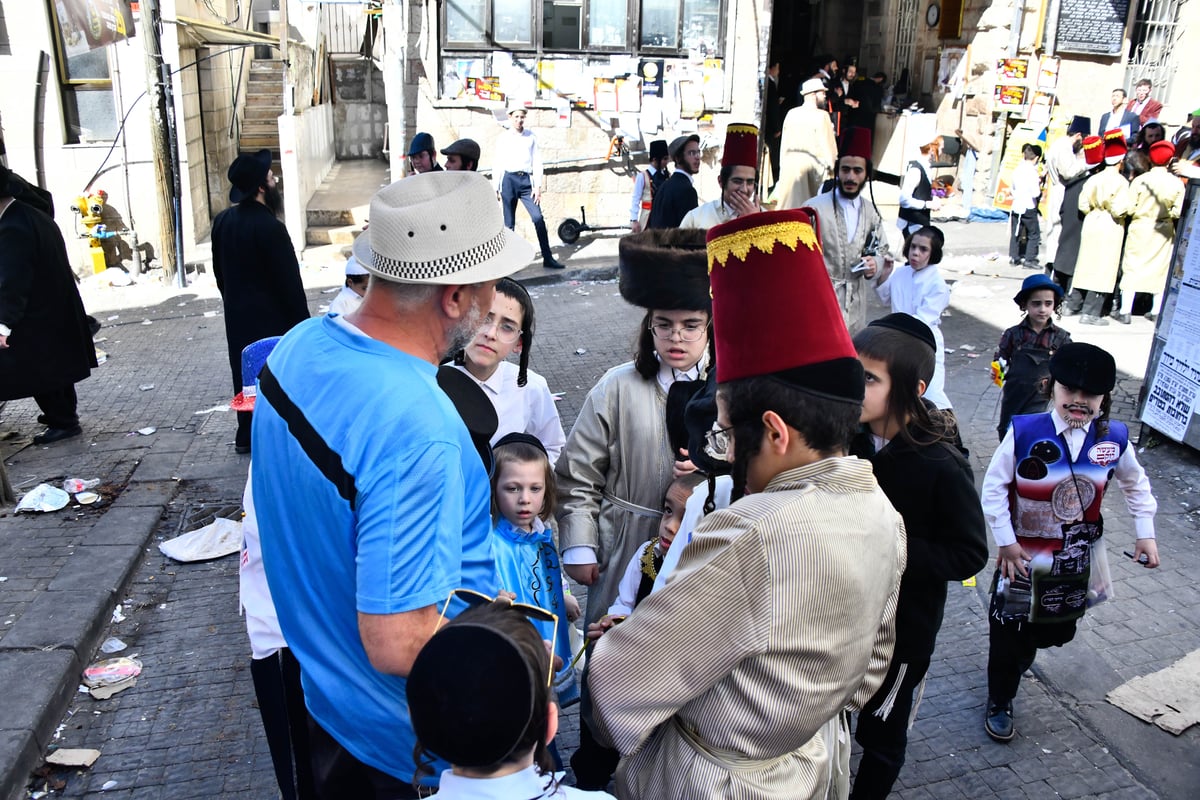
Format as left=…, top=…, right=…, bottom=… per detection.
left=1125, top=0, right=1186, bottom=108
left=321, top=2, right=371, bottom=54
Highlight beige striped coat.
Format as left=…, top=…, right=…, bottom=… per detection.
left=589, top=457, right=906, bottom=800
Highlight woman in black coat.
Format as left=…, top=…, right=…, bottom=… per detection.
left=0, top=166, right=97, bottom=444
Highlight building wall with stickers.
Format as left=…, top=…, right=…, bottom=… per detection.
left=379, top=0, right=768, bottom=245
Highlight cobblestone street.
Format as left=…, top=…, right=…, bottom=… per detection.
left=4, top=231, right=1200, bottom=799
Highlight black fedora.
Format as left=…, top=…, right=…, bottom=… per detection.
left=228, top=149, right=272, bottom=203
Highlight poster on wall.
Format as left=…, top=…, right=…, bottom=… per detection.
left=996, top=58, right=1028, bottom=81
left=53, top=0, right=135, bottom=57
left=1028, top=91, right=1055, bottom=127
left=1037, top=57, right=1060, bottom=92
left=1056, top=0, right=1130, bottom=56
left=938, top=47, right=967, bottom=91
left=640, top=59, right=664, bottom=97
left=1140, top=180, right=1200, bottom=449
left=994, top=84, right=1028, bottom=109
left=992, top=122, right=1044, bottom=212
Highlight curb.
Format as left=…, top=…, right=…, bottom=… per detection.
left=0, top=439, right=187, bottom=800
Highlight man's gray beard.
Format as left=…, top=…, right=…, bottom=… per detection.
left=443, top=298, right=484, bottom=360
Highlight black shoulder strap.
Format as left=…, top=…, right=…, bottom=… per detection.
left=258, top=364, right=358, bottom=510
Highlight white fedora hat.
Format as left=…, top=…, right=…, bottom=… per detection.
left=800, top=78, right=827, bottom=96
left=352, top=171, right=535, bottom=284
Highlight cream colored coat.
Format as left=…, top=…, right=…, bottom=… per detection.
left=555, top=362, right=679, bottom=625
left=806, top=189, right=891, bottom=335
left=1072, top=166, right=1133, bottom=294
left=590, top=458, right=906, bottom=800
left=771, top=104, right=838, bottom=210
left=1119, top=166, right=1184, bottom=294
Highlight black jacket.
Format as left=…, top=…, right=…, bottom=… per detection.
left=851, top=427, right=989, bottom=661
left=211, top=201, right=310, bottom=391
left=646, top=171, right=698, bottom=230
left=0, top=199, right=97, bottom=401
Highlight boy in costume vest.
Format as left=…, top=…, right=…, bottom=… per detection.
left=980, top=342, right=1159, bottom=742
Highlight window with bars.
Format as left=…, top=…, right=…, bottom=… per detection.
left=1125, top=0, right=1185, bottom=102
left=443, top=0, right=724, bottom=55
left=893, top=0, right=919, bottom=92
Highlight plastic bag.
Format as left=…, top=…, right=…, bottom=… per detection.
left=16, top=483, right=70, bottom=513
left=158, top=517, right=242, bottom=562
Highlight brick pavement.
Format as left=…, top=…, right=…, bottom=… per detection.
left=4, top=233, right=1199, bottom=798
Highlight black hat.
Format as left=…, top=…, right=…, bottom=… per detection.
left=494, top=432, right=548, bottom=458
left=1013, top=273, right=1063, bottom=307
left=683, top=372, right=729, bottom=475
left=228, top=149, right=272, bottom=203
left=618, top=228, right=711, bottom=311
left=649, top=139, right=669, bottom=159
left=407, top=621, right=538, bottom=767
left=868, top=312, right=936, bottom=353
left=1049, top=342, right=1116, bottom=395
left=1067, top=115, right=1091, bottom=136
left=441, top=138, right=481, bottom=164
left=437, top=366, right=499, bottom=475
left=408, top=132, right=436, bottom=157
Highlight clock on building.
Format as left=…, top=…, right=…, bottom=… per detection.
left=926, top=3, right=941, bottom=27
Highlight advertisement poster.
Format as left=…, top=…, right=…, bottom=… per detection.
left=992, top=123, right=1044, bottom=212
left=996, top=58, right=1029, bottom=80
left=54, top=0, right=135, bottom=57
left=639, top=59, right=664, bottom=97
left=467, top=77, right=504, bottom=102
left=1028, top=91, right=1055, bottom=127
left=994, top=84, right=1028, bottom=109
left=1037, top=57, right=1060, bottom=91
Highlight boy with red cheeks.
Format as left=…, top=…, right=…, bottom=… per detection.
left=981, top=342, right=1158, bottom=743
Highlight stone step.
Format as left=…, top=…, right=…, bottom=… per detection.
left=238, top=133, right=280, bottom=151
left=242, top=119, right=280, bottom=135
left=244, top=105, right=282, bottom=122
left=307, top=205, right=362, bottom=227
left=305, top=224, right=364, bottom=246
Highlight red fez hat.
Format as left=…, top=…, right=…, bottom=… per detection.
left=1103, top=129, right=1127, bottom=164
left=1149, top=140, right=1175, bottom=167
left=839, top=127, right=873, bottom=161
left=721, top=123, right=759, bottom=169
left=1082, top=135, right=1103, bottom=167
left=707, top=210, right=864, bottom=402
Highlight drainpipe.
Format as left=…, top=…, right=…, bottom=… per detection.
left=383, top=1, right=407, bottom=181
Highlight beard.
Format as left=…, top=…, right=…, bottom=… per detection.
left=1190, top=132, right=1200, bottom=149
left=838, top=179, right=863, bottom=200
left=1060, top=402, right=1096, bottom=430
left=443, top=297, right=485, bottom=361
left=263, top=184, right=284, bottom=217
left=815, top=96, right=828, bottom=111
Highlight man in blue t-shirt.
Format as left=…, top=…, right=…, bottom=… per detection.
left=252, top=172, right=534, bottom=798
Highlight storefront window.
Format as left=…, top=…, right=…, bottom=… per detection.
left=495, top=0, right=533, bottom=44
left=587, top=0, right=627, bottom=48
left=447, top=0, right=489, bottom=44
left=640, top=0, right=679, bottom=48
left=682, top=0, right=720, bottom=55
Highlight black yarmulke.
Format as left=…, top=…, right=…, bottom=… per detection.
left=868, top=312, right=937, bottom=353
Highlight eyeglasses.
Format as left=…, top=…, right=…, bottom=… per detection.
left=704, top=423, right=734, bottom=462
left=478, top=314, right=522, bottom=344
left=436, top=589, right=558, bottom=687
left=649, top=322, right=707, bottom=342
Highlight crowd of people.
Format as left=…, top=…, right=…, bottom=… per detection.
left=193, top=68, right=1173, bottom=800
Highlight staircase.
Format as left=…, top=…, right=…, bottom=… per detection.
left=239, top=59, right=284, bottom=155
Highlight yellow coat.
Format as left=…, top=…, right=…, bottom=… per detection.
left=1071, top=166, right=1133, bottom=294
left=1119, top=166, right=1184, bottom=294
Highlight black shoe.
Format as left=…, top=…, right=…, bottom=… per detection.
left=33, top=425, right=83, bottom=445
left=36, top=414, right=48, bottom=425
left=1079, top=314, right=1109, bottom=326
left=1009, top=258, right=1021, bottom=266
left=235, top=443, right=252, bottom=455
left=543, top=258, right=565, bottom=270
left=1112, top=312, right=1132, bottom=325
left=1144, top=312, right=1157, bottom=322
left=984, top=698, right=1015, bottom=742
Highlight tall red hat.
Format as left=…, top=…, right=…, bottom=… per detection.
left=1149, top=140, right=1175, bottom=167
left=1082, top=135, right=1103, bottom=167
left=706, top=209, right=864, bottom=401
left=839, top=127, right=873, bottom=161
left=1103, top=129, right=1127, bottom=164
left=720, top=123, right=759, bottom=169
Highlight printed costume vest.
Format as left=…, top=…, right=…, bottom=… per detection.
left=1010, top=413, right=1129, bottom=538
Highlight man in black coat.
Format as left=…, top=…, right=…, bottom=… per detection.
left=211, top=150, right=310, bottom=454
left=646, top=134, right=701, bottom=229
left=0, top=165, right=97, bottom=444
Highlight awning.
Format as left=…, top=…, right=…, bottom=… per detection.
left=172, top=16, right=280, bottom=48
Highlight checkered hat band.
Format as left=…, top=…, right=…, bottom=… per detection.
left=370, top=230, right=508, bottom=280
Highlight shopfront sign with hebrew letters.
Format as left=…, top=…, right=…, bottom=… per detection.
left=1056, top=0, right=1130, bottom=56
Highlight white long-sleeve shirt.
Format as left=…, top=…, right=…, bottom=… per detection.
left=452, top=361, right=566, bottom=465
left=1010, top=159, right=1042, bottom=215
left=629, top=167, right=663, bottom=221
left=491, top=127, right=544, bottom=191
left=875, top=263, right=951, bottom=409
left=980, top=413, right=1157, bottom=548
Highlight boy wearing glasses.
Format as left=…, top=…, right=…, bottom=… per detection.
left=589, top=209, right=905, bottom=800
left=452, top=277, right=566, bottom=464
left=679, top=123, right=762, bottom=229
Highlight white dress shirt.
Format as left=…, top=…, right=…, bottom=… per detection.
left=429, top=766, right=617, bottom=799
left=835, top=191, right=862, bottom=241
left=874, top=263, right=951, bottom=409
left=452, top=361, right=566, bottom=465
left=491, top=127, right=544, bottom=191
left=980, top=413, right=1157, bottom=548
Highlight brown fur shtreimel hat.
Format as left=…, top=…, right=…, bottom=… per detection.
left=618, top=228, right=711, bottom=312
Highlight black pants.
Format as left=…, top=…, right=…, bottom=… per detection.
left=1049, top=268, right=1072, bottom=296
left=308, top=712, right=425, bottom=799
left=987, top=615, right=1077, bottom=704
left=251, top=649, right=315, bottom=800
left=501, top=171, right=555, bottom=263
left=1009, top=209, right=1040, bottom=263
left=33, top=385, right=79, bottom=429
left=851, top=657, right=931, bottom=800
left=570, top=655, right=620, bottom=790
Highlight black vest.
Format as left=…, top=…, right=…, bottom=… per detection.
left=898, top=160, right=932, bottom=228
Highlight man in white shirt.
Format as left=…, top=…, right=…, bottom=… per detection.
left=1008, top=143, right=1043, bottom=268
left=679, top=123, right=761, bottom=230
left=805, top=127, right=890, bottom=335
left=629, top=139, right=669, bottom=233
left=493, top=106, right=564, bottom=269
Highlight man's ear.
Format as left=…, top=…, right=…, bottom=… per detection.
left=760, top=410, right=791, bottom=455
left=441, top=285, right=468, bottom=319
